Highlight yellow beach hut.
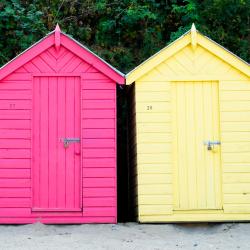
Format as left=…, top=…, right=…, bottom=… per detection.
left=126, top=24, right=250, bottom=222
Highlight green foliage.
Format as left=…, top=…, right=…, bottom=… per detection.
left=0, top=0, right=47, bottom=66
left=0, top=0, right=249, bottom=71
left=170, top=0, right=199, bottom=41
left=198, top=0, right=250, bottom=61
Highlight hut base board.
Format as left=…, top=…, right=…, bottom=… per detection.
left=139, top=211, right=250, bottom=223
left=0, top=217, right=116, bottom=224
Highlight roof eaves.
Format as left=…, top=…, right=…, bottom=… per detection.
left=62, top=32, right=125, bottom=78
left=199, top=31, right=250, bottom=66
left=0, top=31, right=55, bottom=71
left=126, top=29, right=191, bottom=79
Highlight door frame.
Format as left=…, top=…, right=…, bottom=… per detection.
left=171, top=80, right=223, bottom=211
left=31, top=74, right=83, bottom=212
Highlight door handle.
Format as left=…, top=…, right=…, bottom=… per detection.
left=60, top=138, right=80, bottom=148
left=204, top=140, right=221, bottom=151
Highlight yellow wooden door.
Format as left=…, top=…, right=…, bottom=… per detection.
left=172, top=81, right=222, bottom=210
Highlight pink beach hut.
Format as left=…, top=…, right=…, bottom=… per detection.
left=0, top=25, right=124, bottom=224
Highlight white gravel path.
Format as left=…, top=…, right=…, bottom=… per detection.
left=0, top=222, right=249, bottom=250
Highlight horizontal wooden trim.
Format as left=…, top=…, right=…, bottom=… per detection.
left=126, top=33, right=190, bottom=84
left=0, top=168, right=30, bottom=178
left=0, top=188, right=31, bottom=198
left=198, top=33, right=250, bottom=78
left=139, top=204, right=173, bottom=215
left=0, top=197, right=30, bottom=208
left=138, top=194, right=172, bottom=205
left=82, top=187, right=116, bottom=197
left=0, top=178, right=30, bottom=188
left=173, top=209, right=222, bottom=212
left=0, top=35, right=54, bottom=81
left=0, top=216, right=116, bottom=224
left=82, top=197, right=116, bottom=207
left=32, top=73, right=83, bottom=77
left=82, top=168, right=115, bottom=178
left=138, top=212, right=250, bottom=222
left=32, top=208, right=82, bottom=212
left=133, top=75, right=247, bottom=82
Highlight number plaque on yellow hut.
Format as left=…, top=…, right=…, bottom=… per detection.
left=126, top=24, right=250, bottom=222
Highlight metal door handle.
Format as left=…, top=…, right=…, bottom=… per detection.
left=60, top=138, right=80, bottom=148
left=204, top=140, right=221, bottom=150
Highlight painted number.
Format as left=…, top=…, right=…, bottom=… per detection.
left=9, top=103, right=15, bottom=109
left=146, top=105, right=152, bottom=110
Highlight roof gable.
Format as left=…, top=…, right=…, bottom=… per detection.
left=138, top=43, right=249, bottom=82
left=126, top=24, right=250, bottom=84
left=0, top=25, right=124, bottom=84
left=17, top=42, right=101, bottom=76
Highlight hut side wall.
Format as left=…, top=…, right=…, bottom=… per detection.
left=127, top=84, right=138, bottom=220
left=0, top=44, right=117, bottom=223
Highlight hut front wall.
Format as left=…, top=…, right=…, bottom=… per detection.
left=0, top=44, right=117, bottom=223
left=133, top=43, right=250, bottom=222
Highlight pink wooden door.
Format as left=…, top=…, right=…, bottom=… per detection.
left=32, top=76, right=81, bottom=211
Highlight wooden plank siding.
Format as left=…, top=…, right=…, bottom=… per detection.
left=220, top=81, right=250, bottom=213
left=134, top=81, right=173, bottom=220
left=0, top=70, right=32, bottom=213
left=129, top=37, right=250, bottom=222
left=0, top=41, right=118, bottom=223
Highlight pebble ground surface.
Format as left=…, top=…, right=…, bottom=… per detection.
left=0, top=222, right=249, bottom=250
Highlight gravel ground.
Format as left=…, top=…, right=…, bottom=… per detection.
left=0, top=222, right=249, bottom=250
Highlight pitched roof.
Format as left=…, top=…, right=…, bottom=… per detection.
left=126, top=24, right=250, bottom=84
left=0, top=25, right=125, bottom=84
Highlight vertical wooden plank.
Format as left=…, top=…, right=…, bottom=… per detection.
left=209, top=81, right=217, bottom=208
left=172, top=83, right=179, bottom=209
left=212, top=81, right=222, bottom=208
left=74, top=77, right=81, bottom=208
left=48, top=77, right=57, bottom=208
left=201, top=82, right=209, bottom=208
left=203, top=81, right=215, bottom=209
left=185, top=83, right=190, bottom=208
left=39, top=77, right=49, bottom=208
left=57, top=76, right=66, bottom=208
left=187, top=82, right=197, bottom=209
left=177, top=83, right=188, bottom=209
left=65, top=77, right=75, bottom=208
left=183, top=83, right=189, bottom=209
left=203, top=82, right=210, bottom=208
left=32, top=77, right=40, bottom=208
left=195, top=82, right=206, bottom=209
